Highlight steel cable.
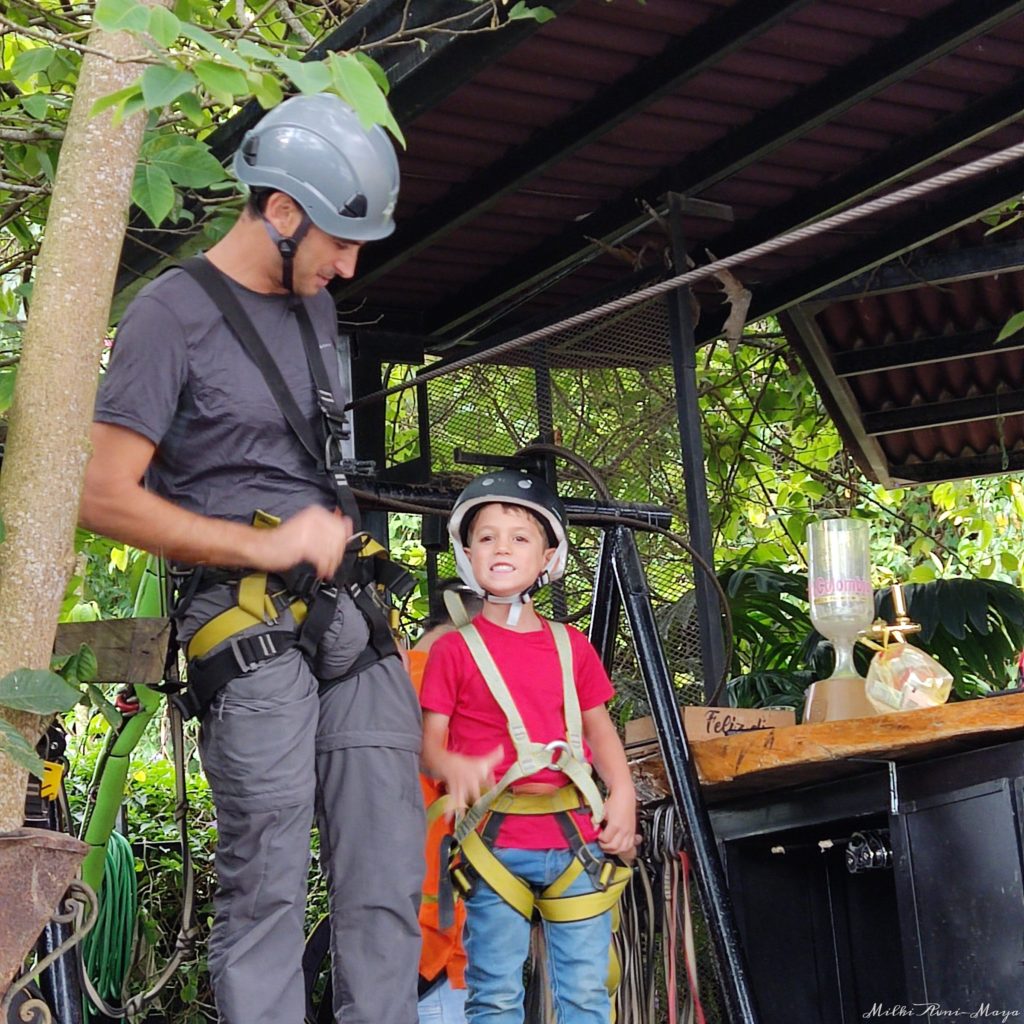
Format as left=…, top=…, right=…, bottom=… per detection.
left=349, top=137, right=1024, bottom=412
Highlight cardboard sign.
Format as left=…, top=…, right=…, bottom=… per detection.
left=625, top=706, right=796, bottom=756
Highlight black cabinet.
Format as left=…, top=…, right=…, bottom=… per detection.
left=708, top=739, right=1024, bottom=1021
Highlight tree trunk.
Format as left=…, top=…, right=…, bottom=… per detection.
left=0, top=3, right=173, bottom=834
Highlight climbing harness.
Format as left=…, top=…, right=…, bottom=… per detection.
left=442, top=603, right=631, bottom=926
left=166, top=258, right=411, bottom=721
left=171, top=529, right=413, bottom=722
left=435, top=600, right=632, bottom=1018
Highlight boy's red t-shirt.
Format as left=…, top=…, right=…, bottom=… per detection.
left=419, top=614, right=615, bottom=849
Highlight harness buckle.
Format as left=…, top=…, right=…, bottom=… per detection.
left=576, top=842, right=610, bottom=890
left=230, top=633, right=277, bottom=674
left=543, top=739, right=572, bottom=771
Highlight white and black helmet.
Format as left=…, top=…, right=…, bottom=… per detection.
left=448, top=470, right=568, bottom=599
left=234, top=93, right=400, bottom=242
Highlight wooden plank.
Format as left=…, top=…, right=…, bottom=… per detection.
left=631, top=693, right=1024, bottom=804
left=53, top=618, right=171, bottom=685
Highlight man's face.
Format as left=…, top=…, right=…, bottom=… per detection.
left=465, top=504, right=555, bottom=598
left=291, top=223, right=363, bottom=297
left=260, top=194, right=363, bottom=296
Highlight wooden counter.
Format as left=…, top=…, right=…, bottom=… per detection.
left=632, top=692, right=1024, bottom=803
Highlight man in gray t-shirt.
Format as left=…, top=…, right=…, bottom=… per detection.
left=81, top=95, right=423, bottom=1024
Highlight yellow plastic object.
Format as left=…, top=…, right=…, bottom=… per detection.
left=865, top=642, right=953, bottom=713
left=40, top=760, right=64, bottom=801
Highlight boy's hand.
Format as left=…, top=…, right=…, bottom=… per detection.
left=442, top=746, right=503, bottom=816
left=597, top=786, right=638, bottom=860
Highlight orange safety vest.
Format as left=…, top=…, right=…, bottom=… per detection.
left=409, top=649, right=467, bottom=989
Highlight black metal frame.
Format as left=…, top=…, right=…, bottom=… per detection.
left=598, top=525, right=759, bottom=1022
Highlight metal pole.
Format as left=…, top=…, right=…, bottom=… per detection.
left=588, top=530, right=621, bottom=674
left=665, top=193, right=727, bottom=702
left=612, top=526, right=759, bottom=1022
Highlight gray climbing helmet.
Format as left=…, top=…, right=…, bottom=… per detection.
left=233, top=93, right=400, bottom=242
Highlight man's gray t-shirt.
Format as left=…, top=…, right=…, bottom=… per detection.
left=95, top=264, right=339, bottom=526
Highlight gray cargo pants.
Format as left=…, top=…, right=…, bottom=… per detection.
left=181, top=587, right=425, bottom=1024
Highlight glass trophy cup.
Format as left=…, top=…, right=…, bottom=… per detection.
left=803, top=517, right=880, bottom=723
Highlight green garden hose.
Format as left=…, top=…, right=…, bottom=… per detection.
left=82, top=829, right=137, bottom=1019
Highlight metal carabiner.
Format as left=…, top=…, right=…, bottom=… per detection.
left=544, top=739, right=572, bottom=771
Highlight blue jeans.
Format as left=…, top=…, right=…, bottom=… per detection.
left=418, top=979, right=469, bottom=1024
left=464, top=845, right=612, bottom=1024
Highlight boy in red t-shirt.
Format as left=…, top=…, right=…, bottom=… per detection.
left=420, top=471, right=636, bottom=1024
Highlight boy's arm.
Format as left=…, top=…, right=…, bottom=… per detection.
left=422, top=711, right=502, bottom=816
left=583, top=703, right=637, bottom=858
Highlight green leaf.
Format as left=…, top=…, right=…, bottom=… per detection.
left=144, top=135, right=226, bottom=188
left=0, top=369, right=17, bottom=414
left=0, top=512, right=5, bottom=544
left=353, top=52, right=391, bottom=95
left=7, top=217, right=35, bottom=249
left=90, top=83, right=142, bottom=119
left=237, top=39, right=276, bottom=64
left=328, top=53, right=404, bottom=147
left=21, top=92, right=50, bottom=120
left=996, top=310, right=1024, bottom=343
left=94, top=0, right=150, bottom=32
left=177, top=91, right=205, bottom=126
left=0, top=719, right=44, bottom=779
left=60, top=644, right=99, bottom=685
left=132, top=163, right=175, bottom=227
left=328, top=52, right=389, bottom=124
left=12, top=46, right=56, bottom=82
left=195, top=60, right=249, bottom=106
left=248, top=71, right=283, bottom=111
left=146, top=6, right=182, bottom=48
left=179, top=23, right=248, bottom=69
left=141, top=65, right=196, bottom=109
left=85, top=684, right=122, bottom=728
left=506, top=2, right=556, bottom=22
left=0, top=669, right=81, bottom=714
left=275, top=56, right=330, bottom=95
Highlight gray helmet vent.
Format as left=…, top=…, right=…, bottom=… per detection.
left=341, top=194, right=368, bottom=218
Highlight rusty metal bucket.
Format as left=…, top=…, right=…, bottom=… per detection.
left=0, top=827, right=88, bottom=994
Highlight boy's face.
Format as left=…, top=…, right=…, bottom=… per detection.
left=465, top=504, right=555, bottom=598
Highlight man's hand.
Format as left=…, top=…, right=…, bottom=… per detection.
left=252, top=506, right=353, bottom=579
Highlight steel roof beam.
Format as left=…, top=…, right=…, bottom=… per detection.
left=890, top=449, right=1024, bottom=483
left=337, top=0, right=812, bottom=299
left=705, top=77, right=1024, bottom=288
left=780, top=307, right=894, bottom=486
left=833, top=326, right=1024, bottom=377
left=709, top=161, right=1024, bottom=338
left=863, top=391, right=1024, bottom=435
left=818, top=238, right=1024, bottom=302
left=426, top=0, right=1024, bottom=338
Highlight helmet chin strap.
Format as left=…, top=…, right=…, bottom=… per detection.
left=482, top=572, right=551, bottom=627
left=261, top=212, right=311, bottom=295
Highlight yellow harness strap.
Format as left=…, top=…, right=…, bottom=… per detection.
left=458, top=829, right=631, bottom=923
left=187, top=588, right=307, bottom=661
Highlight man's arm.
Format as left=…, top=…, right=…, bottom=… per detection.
left=80, top=422, right=351, bottom=577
